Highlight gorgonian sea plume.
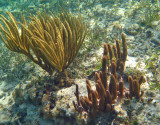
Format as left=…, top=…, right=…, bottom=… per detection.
left=0, top=11, right=86, bottom=74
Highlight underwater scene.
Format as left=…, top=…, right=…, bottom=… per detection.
left=0, top=0, right=160, bottom=124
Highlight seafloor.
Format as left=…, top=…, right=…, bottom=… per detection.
left=0, top=0, right=160, bottom=125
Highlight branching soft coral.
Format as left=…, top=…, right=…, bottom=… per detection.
left=73, top=34, right=145, bottom=118
left=0, top=11, right=86, bottom=74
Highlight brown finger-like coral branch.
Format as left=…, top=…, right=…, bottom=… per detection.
left=114, top=34, right=127, bottom=73
left=102, top=55, right=108, bottom=90
left=86, top=79, right=92, bottom=100
left=128, top=75, right=145, bottom=100
left=105, top=90, right=112, bottom=105
left=119, top=80, right=124, bottom=98
left=104, top=43, right=108, bottom=56
left=96, top=83, right=101, bottom=98
left=74, top=84, right=80, bottom=106
left=121, top=33, right=127, bottom=63
left=109, top=74, right=117, bottom=100
left=108, top=44, right=113, bottom=61
left=104, top=90, right=112, bottom=112
left=99, top=96, right=105, bottom=111
left=73, top=101, right=78, bottom=111
left=139, top=75, right=145, bottom=86
left=80, top=98, right=89, bottom=112
left=97, top=81, right=106, bottom=110
left=84, top=97, right=92, bottom=107
left=128, top=75, right=134, bottom=98
left=105, top=104, right=112, bottom=112
left=119, top=61, right=125, bottom=74
left=100, top=71, right=103, bottom=83
left=95, top=91, right=99, bottom=99
left=116, top=39, right=121, bottom=60
left=111, top=61, right=117, bottom=81
left=113, top=44, right=118, bottom=59
left=90, top=90, right=98, bottom=116
left=97, top=80, right=106, bottom=98
left=96, top=79, right=106, bottom=111
left=133, top=80, right=140, bottom=99
left=95, top=72, right=101, bottom=83
left=138, top=75, right=145, bottom=93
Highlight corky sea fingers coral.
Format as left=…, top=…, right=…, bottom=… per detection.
left=127, top=75, right=145, bottom=100
left=73, top=34, right=145, bottom=124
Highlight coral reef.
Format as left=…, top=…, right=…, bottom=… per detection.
left=0, top=11, right=86, bottom=74
left=0, top=0, right=160, bottom=124
left=73, top=34, right=145, bottom=122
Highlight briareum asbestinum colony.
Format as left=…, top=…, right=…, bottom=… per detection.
left=73, top=34, right=145, bottom=118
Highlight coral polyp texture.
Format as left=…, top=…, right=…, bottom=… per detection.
left=0, top=11, right=86, bottom=74
left=73, top=34, right=145, bottom=119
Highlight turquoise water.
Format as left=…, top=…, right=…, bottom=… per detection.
left=0, top=0, right=160, bottom=125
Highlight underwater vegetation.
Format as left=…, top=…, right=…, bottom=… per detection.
left=144, top=49, right=160, bottom=90
left=0, top=0, right=81, bottom=20
left=73, top=34, right=145, bottom=123
left=131, top=0, right=160, bottom=27
left=0, top=43, right=33, bottom=82
left=0, top=11, right=86, bottom=74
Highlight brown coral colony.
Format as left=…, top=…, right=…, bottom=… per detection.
left=73, top=34, right=145, bottom=117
